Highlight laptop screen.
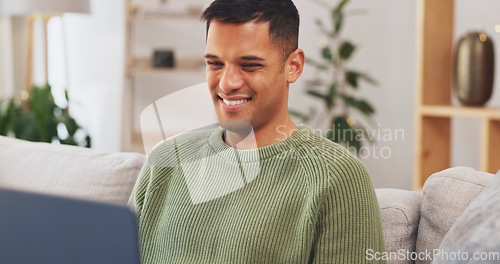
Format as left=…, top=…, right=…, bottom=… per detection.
left=0, top=188, right=141, bottom=264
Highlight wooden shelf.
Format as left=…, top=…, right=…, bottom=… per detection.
left=419, top=105, right=500, bottom=119
left=128, top=14, right=201, bottom=23
left=413, top=0, right=500, bottom=190
left=127, top=3, right=203, bottom=23
left=128, top=58, right=205, bottom=77
left=121, top=1, right=205, bottom=152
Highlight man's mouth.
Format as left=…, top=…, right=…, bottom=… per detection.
left=222, top=98, right=251, bottom=106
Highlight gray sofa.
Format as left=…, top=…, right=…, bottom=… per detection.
left=0, top=136, right=497, bottom=264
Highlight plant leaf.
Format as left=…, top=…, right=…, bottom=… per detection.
left=327, top=83, right=337, bottom=97
left=305, top=57, right=329, bottom=71
left=315, top=18, right=334, bottom=37
left=0, top=101, right=7, bottom=136
left=332, top=116, right=349, bottom=142
left=341, top=95, right=358, bottom=107
left=358, top=72, right=378, bottom=85
left=340, top=95, right=376, bottom=116
left=289, top=109, right=309, bottom=121
left=332, top=10, right=344, bottom=36
left=339, top=41, right=356, bottom=60
left=307, top=90, right=334, bottom=110
left=1, top=84, right=91, bottom=147
left=346, top=71, right=378, bottom=88
left=305, top=79, right=326, bottom=87
left=306, top=90, right=328, bottom=100
left=332, top=0, right=349, bottom=36
left=332, top=115, right=363, bottom=155
left=357, top=100, right=376, bottom=115
left=334, top=0, right=350, bottom=13
left=346, top=71, right=359, bottom=88
left=321, top=46, right=333, bottom=61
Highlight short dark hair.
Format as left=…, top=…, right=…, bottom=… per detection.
left=201, top=0, right=300, bottom=62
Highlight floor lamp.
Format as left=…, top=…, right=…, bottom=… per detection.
left=0, top=0, right=90, bottom=91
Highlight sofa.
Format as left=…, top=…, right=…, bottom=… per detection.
left=0, top=135, right=498, bottom=264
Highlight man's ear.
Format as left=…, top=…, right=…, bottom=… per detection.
left=287, top=49, right=305, bottom=83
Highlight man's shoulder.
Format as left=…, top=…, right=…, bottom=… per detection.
left=147, top=128, right=218, bottom=167
left=156, top=128, right=215, bottom=148
left=293, top=126, right=369, bottom=183
left=294, top=127, right=353, bottom=163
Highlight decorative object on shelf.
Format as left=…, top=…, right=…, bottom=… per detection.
left=454, top=31, right=495, bottom=106
left=290, top=0, right=377, bottom=155
left=153, top=49, right=175, bottom=68
left=0, top=84, right=91, bottom=147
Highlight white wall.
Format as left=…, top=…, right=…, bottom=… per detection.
left=63, top=0, right=125, bottom=151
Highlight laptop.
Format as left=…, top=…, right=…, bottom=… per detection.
left=0, top=187, right=141, bottom=264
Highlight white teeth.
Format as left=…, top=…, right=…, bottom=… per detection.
left=223, top=98, right=250, bottom=106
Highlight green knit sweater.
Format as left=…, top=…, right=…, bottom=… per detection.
left=129, top=125, right=386, bottom=263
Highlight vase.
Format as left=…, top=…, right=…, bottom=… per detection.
left=454, top=32, right=495, bottom=106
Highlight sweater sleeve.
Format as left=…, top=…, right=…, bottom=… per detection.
left=310, top=156, right=386, bottom=264
left=128, top=161, right=152, bottom=223
left=128, top=137, right=181, bottom=221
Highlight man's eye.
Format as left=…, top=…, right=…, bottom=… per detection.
left=207, top=61, right=223, bottom=70
left=242, top=64, right=263, bottom=72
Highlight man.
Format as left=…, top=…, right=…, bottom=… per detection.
left=129, top=0, right=386, bottom=263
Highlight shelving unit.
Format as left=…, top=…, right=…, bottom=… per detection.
left=122, top=1, right=205, bottom=153
left=414, top=0, right=500, bottom=190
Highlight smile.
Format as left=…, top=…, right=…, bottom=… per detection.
left=222, top=98, right=251, bottom=106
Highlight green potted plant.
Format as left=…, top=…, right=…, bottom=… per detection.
left=0, top=84, right=91, bottom=147
left=291, top=0, right=377, bottom=155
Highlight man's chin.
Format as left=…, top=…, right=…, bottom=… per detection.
left=220, top=120, right=254, bottom=135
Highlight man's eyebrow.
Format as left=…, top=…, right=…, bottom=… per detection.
left=241, top=56, right=264, bottom=61
left=205, top=54, right=219, bottom=59
left=204, top=54, right=265, bottom=61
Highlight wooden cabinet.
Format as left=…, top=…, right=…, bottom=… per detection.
left=122, top=1, right=205, bottom=153
left=414, top=0, right=500, bottom=190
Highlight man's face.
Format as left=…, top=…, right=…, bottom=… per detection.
left=204, top=21, right=291, bottom=134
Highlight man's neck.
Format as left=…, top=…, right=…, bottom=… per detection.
left=223, top=119, right=298, bottom=150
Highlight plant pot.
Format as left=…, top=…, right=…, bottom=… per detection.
left=454, top=32, right=495, bottom=106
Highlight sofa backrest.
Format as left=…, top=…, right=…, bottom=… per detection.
left=415, top=167, right=494, bottom=264
left=375, top=167, right=495, bottom=264
left=0, top=136, right=146, bottom=205
left=376, top=188, right=422, bottom=264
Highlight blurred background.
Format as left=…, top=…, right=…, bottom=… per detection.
left=1, top=0, right=500, bottom=190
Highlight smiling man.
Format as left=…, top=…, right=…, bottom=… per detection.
left=129, top=0, right=386, bottom=263
left=204, top=20, right=301, bottom=149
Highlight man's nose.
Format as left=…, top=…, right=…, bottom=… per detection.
left=219, top=65, right=243, bottom=93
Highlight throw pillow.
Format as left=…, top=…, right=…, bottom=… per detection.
left=432, top=174, right=500, bottom=264
left=416, top=167, right=494, bottom=264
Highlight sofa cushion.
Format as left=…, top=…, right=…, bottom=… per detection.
left=376, top=188, right=422, bottom=264
left=432, top=175, right=500, bottom=263
left=416, top=167, right=494, bottom=264
left=0, top=136, right=146, bottom=205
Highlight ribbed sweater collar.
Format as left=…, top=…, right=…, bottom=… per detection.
left=208, top=125, right=311, bottom=163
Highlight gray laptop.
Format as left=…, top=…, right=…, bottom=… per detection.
left=0, top=187, right=141, bottom=264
